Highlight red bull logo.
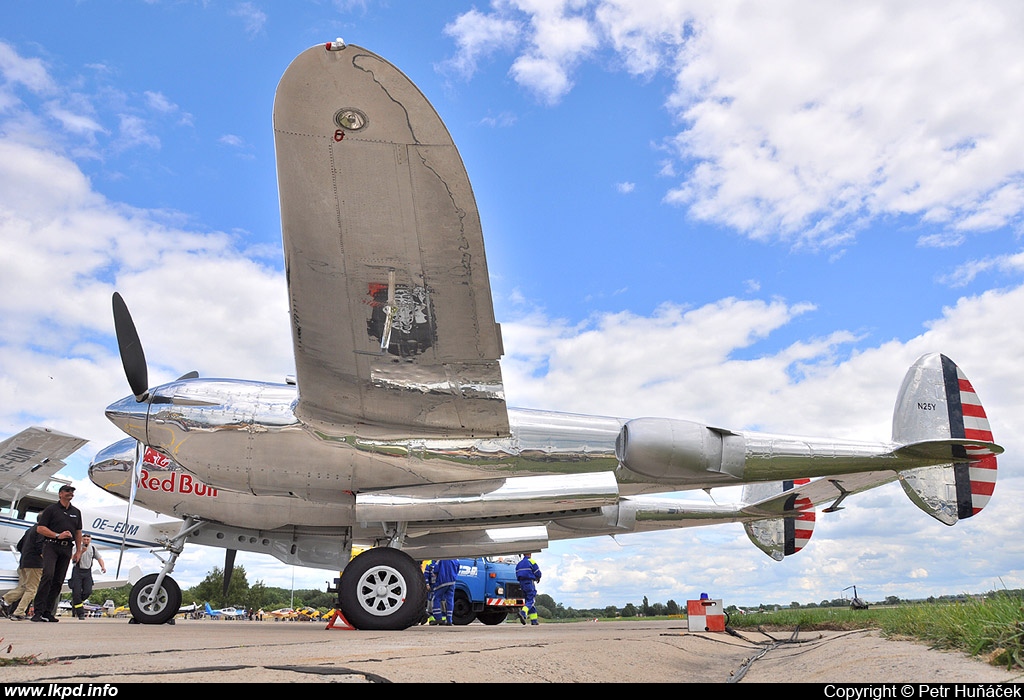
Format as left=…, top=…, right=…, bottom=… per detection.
left=143, top=446, right=171, bottom=468
left=139, top=446, right=218, bottom=497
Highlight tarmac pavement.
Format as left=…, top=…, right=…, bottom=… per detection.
left=0, top=616, right=1021, bottom=684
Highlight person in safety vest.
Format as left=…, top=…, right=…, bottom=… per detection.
left=69, top=533, right=105, bottom=619
left=423, top=560, right=438, bottom=625
left=516, top=553, right=542, bottom=625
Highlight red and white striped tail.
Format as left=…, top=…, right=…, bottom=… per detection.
left=786, top=478, right=815, bottom=555
left=742, top=478, right=816, bottom=560
left=894, top=354, right=999, bottom=523
left=953, top=367, right=997, bottom=516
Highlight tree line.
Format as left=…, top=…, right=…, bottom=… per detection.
left=73, top=566, right=338, bottom=612
left=73, top=567, right=1023, bottom=619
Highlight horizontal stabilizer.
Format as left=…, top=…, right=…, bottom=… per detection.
left=742, top=479, right=815, bottom=561
left=898, top=455, right=997, bottom=525
left=894, top=439, right=1002, bottom=462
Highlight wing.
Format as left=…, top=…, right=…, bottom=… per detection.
left=0, top=427, right=88, bottom=504
left=274, top=43, right=507, bottom=438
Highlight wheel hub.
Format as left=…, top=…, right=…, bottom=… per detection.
left=357, top=565, right=407, bottom=617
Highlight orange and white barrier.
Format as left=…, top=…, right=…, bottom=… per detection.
left=687, top=598, right=725, bottom=632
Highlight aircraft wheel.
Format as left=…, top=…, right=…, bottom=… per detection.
left=339, top=548, right=426, bottom=631
left=476, top=610, right=509, bottom=625
left=128, top=573, right=181, bottom=625
left=452, top=590, right=475, bottom=625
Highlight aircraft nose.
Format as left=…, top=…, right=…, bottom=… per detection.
left=105, top=394, right=149, bottom=443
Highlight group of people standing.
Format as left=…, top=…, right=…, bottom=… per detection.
left=1, top=484, right=106, bottom=621
left=423, top=553, right=543, bottom=626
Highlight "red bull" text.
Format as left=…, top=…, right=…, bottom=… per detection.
left=138, top=469, right=218, bottom=498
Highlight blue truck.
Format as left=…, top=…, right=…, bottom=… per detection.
left=448, top=556, right=525, bottom=625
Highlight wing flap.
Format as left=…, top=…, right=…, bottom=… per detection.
left=355, top=472, right=620, bottom=524
left=386, top=526, right=550, bottom=560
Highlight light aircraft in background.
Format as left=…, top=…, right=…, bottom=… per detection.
left=1, top=426, right=180, bottom=552
left=106, top=604, right=130, bottom=618
left=87, top=41, right=1003, bottom=631
left=1, top=427, right=88, bottom=547
left=56, top=599, right=110, bottom=617
left=1, top=427, right=177, bottom=596
left=295, top=606, right=322, bottom=620
left=204, top=602, right=245, bottom=619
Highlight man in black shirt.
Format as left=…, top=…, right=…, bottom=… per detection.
left=31, top=484, right=82, bottom=622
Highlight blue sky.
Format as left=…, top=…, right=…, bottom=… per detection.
left=2, top=1, right=1023, bottom=610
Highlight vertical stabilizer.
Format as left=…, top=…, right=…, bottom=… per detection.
left=892, top=354, right=997, bottom=523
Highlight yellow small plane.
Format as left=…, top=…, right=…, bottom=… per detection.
left=269, top=607, right=298, bottom=620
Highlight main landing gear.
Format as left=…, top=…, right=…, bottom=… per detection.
left=336, top=548, right=427, bottom=631
left=127, top=517, right=427, bottom=631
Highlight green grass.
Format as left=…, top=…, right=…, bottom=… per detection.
left=724, top=594, right=1024, bottom=669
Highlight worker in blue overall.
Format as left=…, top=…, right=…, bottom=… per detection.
left=516, top=553, right=542, bottom=625
left=431, top=559, right=460, bottom=626
left=423, top=560, right=438, bottom=624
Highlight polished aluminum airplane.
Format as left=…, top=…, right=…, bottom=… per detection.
left=88, top=40, right=1002, bottom=631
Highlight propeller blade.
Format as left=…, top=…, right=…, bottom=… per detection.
left=223, top=549, right=237, bottom=597
left=112, top=292, right=149, bottom=402
left=115, top=440, right=143, bottom=578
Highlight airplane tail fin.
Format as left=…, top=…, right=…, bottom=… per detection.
left=891, top=354, right=999, bottom=525
left=741, top=479, right=815, bottom=561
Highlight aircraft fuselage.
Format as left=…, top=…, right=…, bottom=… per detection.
left=100, top=376, right=917, bottom=507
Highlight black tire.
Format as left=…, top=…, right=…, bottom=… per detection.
left=452, top=590, right=475, bottom=626
left=339, top=548, right=426, bottom=631
left=128, top=573, right=181, bottom=625
left=476, top=610, right=509, bottom=626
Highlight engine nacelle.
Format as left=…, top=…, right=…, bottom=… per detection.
left=615, top=417, right=746, bottom=483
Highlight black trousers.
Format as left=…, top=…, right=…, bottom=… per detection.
left=70, top=566, right=94, bottom=613
left=33, top=541, right=73, bottom=617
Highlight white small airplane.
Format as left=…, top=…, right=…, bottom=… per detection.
left=1, top=426, right=180, bottom=552
left=55, top=599, right=109, bottom=617
left=204, top=602, right=246, bottom=619
left=0, top=426, right=181, bottom=598
left=1, top=427, right=88, bottom=546
left=87, top=41, right=1003, bottom=631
